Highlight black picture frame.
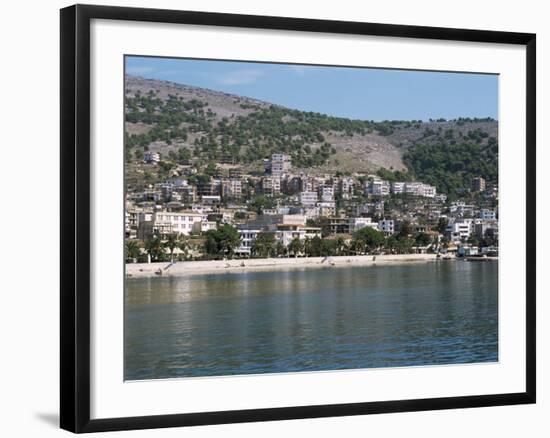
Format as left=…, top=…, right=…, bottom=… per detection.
left=60, top=4, right=536, bottom=433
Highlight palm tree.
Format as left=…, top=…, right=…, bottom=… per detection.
left=178, top=235, right=190, bottom=260
left=144, top=235, right=165, bottom=262
left=288, top=237, right=304, bottom=258
left=125, top=240, right=141, bottom=263
left=251, top=232, right=277, bottom=258
left=303, top=237, right=312, bottom=257
left=164, top=234, right=179, bottom=262
left=276, top=241, right=287, bottom=258
left=334, top=236, right=347, bottom=256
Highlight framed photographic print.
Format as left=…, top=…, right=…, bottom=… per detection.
left=60, top=4, right=536, bottom=433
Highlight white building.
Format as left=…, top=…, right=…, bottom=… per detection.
left=275, top=224, right=322, bottom=248
left=391, top=182, right=406, bottom=194
left=349, top=217, right=378, bottom=233
left=200, top=195, right=221, bottom=206
left=422, top=185, right=437, bottom=198
left=378, top=219, right=395, bottom=234
left=450, top=201, right=476, bottom=217
left=479, top=208, right=497, bottom=220
left=144, top=151, right=160, bottom=163
left=401, top=182, right=437, bottom=198
left=299, top=191, right=318, bottom=207
left=320, top=186, right=334, bottom=202
left=153, top=211, right=202, bottom=236
left=339, top=177, right=355, bottom=199
left=446, top=219, right=474, bottom=242
left=235, top=228, right=261, bottom=256
left=192, top=220, right=218, bottom=234
left=366, top=179, right=390, bottom=196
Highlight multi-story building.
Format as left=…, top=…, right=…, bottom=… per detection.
left=446, top=219, right=474, bottom=242
left=450, top=201, right=476, bottom=218
left=267, top=153, right=292, bottom=176
left=378, top=219, right=395, bottom=234
left=221, top=179, right=243, bottom=200
left=201, top=195, right=221, bottom=206
left=196, top=179, right=221, bottom=197
left=479, top=208, right=497, bottom=220
left=366, top=179, right=390, bottom=196
left=348, top=217, right=378, bottom=233
left=262, top=176, right=281, bottom=196
left=422, top=184, right=437, bottom=198
left=320, top=186, right=334, bottom=202
left=153, top=211, right=203, bottom=236
left=474, top=221, right=499, bottom=241
left=228, top=167, right=242, bottom=179
left=391, top=182, right=406, bottom=195
left=338, top=177, right=355, bottom=200
left=143, top=151, right=160, bottom=163
left=275, top=224, right=322, bottom=247
left=299, top=191, right=318, bottom=206
left=192, top=220, right=218, bottom=234
left=356, top=201, right=384, bottom=217
left=235, top=227, right=262, bottom=257
left=317, top=201, right=336, bottom=217
left=472, top=177, right=486, bottom=192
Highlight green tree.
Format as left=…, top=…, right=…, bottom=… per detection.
left=125, top=240, right=141, bottom=263
left=164, top=233, right=180, bottom=262
left=398, top=220, right=412, bottom=238
left=334, top=236, right=348, bottom=256
left=144, top=235, right=166, bottom=262
left=415, top=232, right=432, bottom=247
left=203, top=224, right=241, bottom=259
left=304, top=235, right=323, bottom=257
left=251, top=232, right=277, bottom=258
left=353, top=227, right=385, bottom=254
left=249, top=195, right=274, bottom=214
left=288, top=237, right=304, bottom=257
left=437, top=217, right=449, bottom=234
left=276, top=241, right=287, bottom=257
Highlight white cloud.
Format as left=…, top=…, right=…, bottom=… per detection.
left=217, top=69, right=264, bottom=85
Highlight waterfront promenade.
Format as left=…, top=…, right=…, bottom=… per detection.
left=126, top=253, right=439, bottom=278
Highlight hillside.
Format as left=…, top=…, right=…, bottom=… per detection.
left=125, top=75, right=498, bottom=195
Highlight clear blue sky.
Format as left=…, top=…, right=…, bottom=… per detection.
left=126, top=56, right=498, bottom=122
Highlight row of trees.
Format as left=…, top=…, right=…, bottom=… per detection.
left=249, top=227, right=439, bottom=259
left=126, top=223, right=443, bottom=263
left=125, top=233, right=189, bottom=263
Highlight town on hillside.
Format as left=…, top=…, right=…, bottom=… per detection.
left=125, top=152, right=498, bottom=263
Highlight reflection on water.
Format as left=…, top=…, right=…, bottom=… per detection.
left=124, top=261, right=498, bottom=380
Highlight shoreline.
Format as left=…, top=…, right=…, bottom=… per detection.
left=126, top=254, right=441, bottom=278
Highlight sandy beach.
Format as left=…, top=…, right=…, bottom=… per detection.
left=125, top=253, right=440, bottom=278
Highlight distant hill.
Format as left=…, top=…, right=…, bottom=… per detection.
left=125, top=75, right=498, bottom=196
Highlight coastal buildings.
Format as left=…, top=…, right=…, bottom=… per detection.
left=126, top=150, right=498, bottom=260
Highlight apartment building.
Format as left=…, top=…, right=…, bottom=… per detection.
left=153, top=211, right=203, bottom=236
